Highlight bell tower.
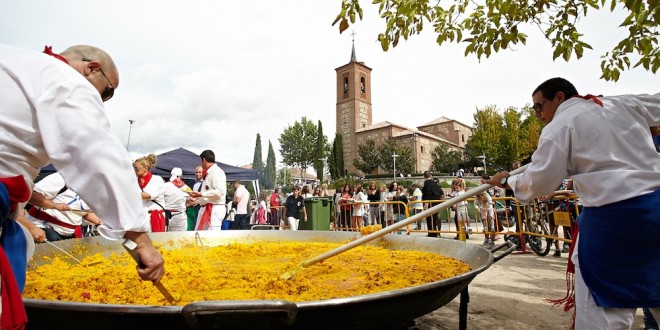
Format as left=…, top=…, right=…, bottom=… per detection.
left=335, top=36, right=372, bottom=175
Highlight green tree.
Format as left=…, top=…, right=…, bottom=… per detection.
left=329, top=133, right=345, bottom=179
left=500, top=107, right=523, bottom=167
left=263, top=140, right=277, bottom=189
left=353, top=138, right=381, bottom=174
left=279, top=117, right=318, bottom=180
left=312, top=120, right=329, bottom=182
left=466, top=106, right=505, bottom=171
left=277, top=167, right=292, bottom=187
left=333, top=0, right=658, bottom=81
left=431, top=144, right=464, bottom=174
left=379, top=138, right=414, bottom=175
left=252, top=133, right=264, bottom=182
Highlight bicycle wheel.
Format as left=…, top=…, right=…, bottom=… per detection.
left=527, top=216, right=552, bottom=257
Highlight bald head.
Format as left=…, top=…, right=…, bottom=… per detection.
left=60, top=45, right=118, bottom=100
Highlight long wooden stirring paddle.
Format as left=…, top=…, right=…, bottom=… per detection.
left=122, top=239, right=178, bottom=304
left=280, top=164, right=529, bottom=280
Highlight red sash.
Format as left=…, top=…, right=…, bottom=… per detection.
left=195, top=204, right=213, bottom=231
left=149, top=210, right=166, bottom=232
left=0, top=245, right=27, bottom=330
left=27, top=208, right=82, bottom=238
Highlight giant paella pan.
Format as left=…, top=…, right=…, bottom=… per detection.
left=23, top=230, right=511, bottom=330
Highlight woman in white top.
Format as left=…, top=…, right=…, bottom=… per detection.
left=134, top=154, right=165, bottom=232
left=351, top=184, right=368, bottom=229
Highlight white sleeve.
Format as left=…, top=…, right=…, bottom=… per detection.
left=33, top=172, right=66, bottom=199
left=35, top=78, right=148, bottom=240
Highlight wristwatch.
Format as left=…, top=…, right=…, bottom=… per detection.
left=500, top=176, right=509, bottom=188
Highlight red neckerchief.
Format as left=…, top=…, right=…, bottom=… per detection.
left=43, top=45, right=69, bottom=64
left=202, top=165, right=210, bottom=180
left=573, top=94, right=603, bottom=107
left=172, top=178, right=185, bottom=188
left=138, top=171, right=152, bottom=190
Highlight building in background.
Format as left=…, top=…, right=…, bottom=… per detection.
left=335, top=41, right=472, bottom=176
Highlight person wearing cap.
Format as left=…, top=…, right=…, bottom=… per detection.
left=169, top=167, right=190, bottom=192
left=489, top=78, right=659, bottom=329
left=0, top=43, right=164, bottom=328
left=282, top=186, right=307, bottom=230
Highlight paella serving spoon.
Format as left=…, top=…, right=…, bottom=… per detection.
left=122, top=239, right=179, bottom=305
left=280, top=164, right=529, bottom=280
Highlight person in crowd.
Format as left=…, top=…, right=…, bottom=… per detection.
left=188, top=150, right=227, bottom=231
left=385, top=182, right=399, bottom=226
left=410, top=183, right=424, bottom=229
left=231, top=180, right=250, bottom=230
left=366, top=181, right=380, bottom=226
left=0, top=43, right=163, bottom=327
left=134, top=154, right=167, bottom=232
left=392, top=186, right=409, bottom=224
left=185, top=166, right=204, bottom=231
left=169, top=167, right=190, bottom=192
left=488, top=77, right=659, bottom=329
left=319, top=183, right=329, bottom=197
left=301, top=185, right=313, bottom=199
left=312, top=186, right=322, bottom=197
left=450, top=179, right=469, bottom=239
left=16, top=210, right=46, bottom=243
left=251, top=192, right=269, bottom=225
left=158, top=177, right=188, bottom=232
left=337, top=184, right=353, bottom=230
left=421, top=171, right=444, bottom=237
left=474, top=191, right=495, bottom=248
left=25, top=172, right=102, bottom=241
left=378, top=183, right=388, bottom=226
left=269, top=187, right=283, bottom=226
left=282, top=186, right=307, bottom=230
left=351, top=184, right=368, bottom=229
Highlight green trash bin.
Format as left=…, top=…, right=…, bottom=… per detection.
left=300, top=197, right=332, bottom=231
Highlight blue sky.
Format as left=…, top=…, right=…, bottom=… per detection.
left=1, top=1, right=656, bottom=167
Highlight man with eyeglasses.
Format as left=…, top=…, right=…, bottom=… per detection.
left=0, top=43, right=164, bottom=328
left=489, top=77, right=659, bottom=329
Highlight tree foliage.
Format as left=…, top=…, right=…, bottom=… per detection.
left=431, top=144, right=464, bottom=174
left=465, top=105, right=541, bottom=171
left=279, top=117, right=319, bottom=179
left=379, top=138, right=414, bottom=175
left=333, top=0, right=659, bottom=81
left=312, top=121, right=329, bottom=182
left=263, top=140, right=277, bottom=189
left=353, top=138, right=382, bottom=174
left=329, top=133, right=345, bottom=180
left=252, top=133, right=264, bottom=182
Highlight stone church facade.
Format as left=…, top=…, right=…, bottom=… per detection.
left=335, top=43, right=472, bottom=175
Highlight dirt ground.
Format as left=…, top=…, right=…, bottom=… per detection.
left=410, top=240, right=646, bottom=330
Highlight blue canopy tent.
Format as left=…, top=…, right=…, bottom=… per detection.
left=40, top=147, right=259, bottom=182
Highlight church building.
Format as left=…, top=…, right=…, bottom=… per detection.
left=335, top=42, right=472, bottom=175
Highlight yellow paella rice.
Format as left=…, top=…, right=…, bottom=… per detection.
left=359, top=224, right=383, bottom=235
left=24, top=241, right=470, bottom=306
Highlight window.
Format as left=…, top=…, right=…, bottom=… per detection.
left=461, top=134, right=465, bottom=143
left=343, top=77, right=349, bottom=96
left=421, top=146, right=424, bottom=153
left=360, top=76, right=366, bottom=93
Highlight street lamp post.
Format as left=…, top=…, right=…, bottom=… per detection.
left=392, top=152, right=398, bottom=181
left=411, top=132, right=418, bottom=174
left=126, top=119, right=136, bottom=151
left=477, top=154, right=487, bottom=175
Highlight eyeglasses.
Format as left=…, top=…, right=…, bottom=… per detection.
left=82, top=57, right=115, bottom=101
left=533, top=100, right=547, bottom=113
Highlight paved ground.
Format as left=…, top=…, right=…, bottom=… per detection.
left=406, top=232, right=646, bottom=330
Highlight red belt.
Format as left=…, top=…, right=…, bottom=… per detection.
left=27, top=207, right=81, bottom=238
